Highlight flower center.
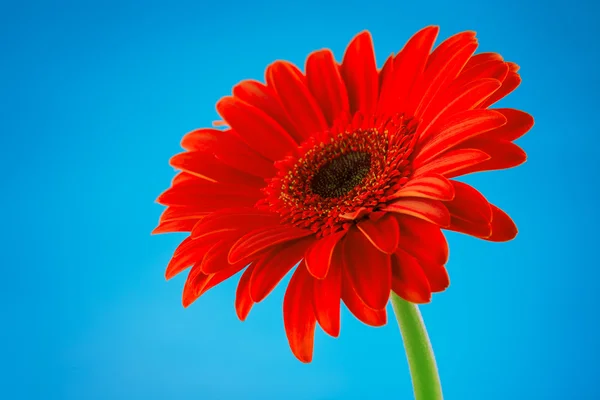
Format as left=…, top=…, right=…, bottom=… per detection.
left=310, top=152, right=372, bottom=199
left=261, top=114, right=418, bottom=237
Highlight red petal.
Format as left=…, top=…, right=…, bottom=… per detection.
left=448, top=140, right=527, bottom=177
left=169, top=152, right=266, bottom=187
left=356, top=213, right=400, bottom=254
left=158, top=206, right=208, bottom=224
left=180, top=128, right=276, bottom=178
left=419, top=261, right=450, bottom=292
left=232, top=80, right=304, bottom=144
left=182, top=263, right=212, bottom=307
left=416, top=80, right=503, bottom=143
left=392, top=250, right=432, bottom=304
left=153, top=219, right=198, bottom=234
left=166, top=237, right=214, bottom=279
left=445, top=181, right=493, bottom=238
left=235, top=264, right=255, bottom=321
left=414, top=109, right=507, bottom=166
left=313, top=244, right=343, bottom=337
left=341, top=31, right=379, bottom=114
left=477, top=109, right=534, bottom=142
left=267, top=61, right=328, bottom=138
left=412, top=148, right=490, bottom=178
left=200, top=241, right=240, bottom=274
left=216, top=96, right=299, bottom=161
left=170, top=172, right=197, bottom=185
left=376, top=55, right=396, bottom=114
left=305, top=231, right=346, bottom=279
left=199, top=262, right=248, bottom=297
left=388, top=173, right=455, bottom=201
left=306, top=49, right=350, bottom=126
left=455, top=59, right=509, bottom=87
left=386, top=26, right=439, bottom=115
left=182, top=261, right=250, bottom=308
left=191, top=208, right=279, bottom=240
left=480, top=71, right=521, bottom=108
left=464, top=52, right=504, bottom=69
left=383, top=198, right=451, bottom=227
left=229, top=225, right=313, bottom=264
left=249, top=237, right=315, bottom=302
left=413, top=33, right=478, bottom=118
left=395, top=215, right=449, bottom=265
left=342, top=227, right=392, bottom=310
left=341, top=267, right=387, bottom=327
left=486, top=204, right=518, bottom=242
left=283, top=261, right=317, bottom=363
left=157, top=180, right=261, bottom=208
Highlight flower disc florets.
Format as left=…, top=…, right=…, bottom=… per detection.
left=262, top=114, right=418, bottom=237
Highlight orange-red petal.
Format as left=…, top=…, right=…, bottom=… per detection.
left=356, top=213, right=400, bottom=254
left=313, top=243, right=344, bottom=337
left=304, top=231, right=346, bottom=279
left=342, top=227, right=391, bottom=310
left=392, top=250, right=432, bottom=303
left=249, top=237, right=315, bottom=302
left=306, top=49, right=350, bottom=126
left=283, top=261, right=317, bottom=363
left=341, top=31, right=379, bottom=114
left=341, top=267, right=387, bottom=327
left=235, top=264, right=255, bottom=321
left=383, top=198, right=451, bottom=227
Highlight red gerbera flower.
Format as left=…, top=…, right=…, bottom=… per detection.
left=154, top=26, right=533, bottom=363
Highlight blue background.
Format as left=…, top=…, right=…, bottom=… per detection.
left=1, top=0, right=597, bottom=399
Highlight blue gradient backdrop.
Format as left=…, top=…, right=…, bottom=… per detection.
left=1, top=0, right=598, bottom=399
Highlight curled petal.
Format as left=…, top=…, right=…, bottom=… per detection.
left=388, top=173, right=455, bottom=201
left=445, top=181, right=493, bottom=238
left=486, top=204, right=518, bottom=242
left=342, top=227, right=392, bottom=310
left=341, top=268, right=387, bottom=327
left=392, top=250, right=432, bottom=304
left=419, top=261, right=450, bottom=293
left=476, top=108, right=534, bottom=142
left=383, top=198, right=451, bottom=227
left=357, top=213, right=400, bottom=254
left=413, top=148, right=490, bottom=178
left=448, top=140, right=527, bottom=177
left=305, top=231, right=346, bottom=279
left=395, top=216, right=449, bottom=265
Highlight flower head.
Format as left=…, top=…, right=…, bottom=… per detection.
left=154, top=27, right=533, bottom=362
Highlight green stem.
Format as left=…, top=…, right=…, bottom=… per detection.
left=391, top=292, right=443, bottom=400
